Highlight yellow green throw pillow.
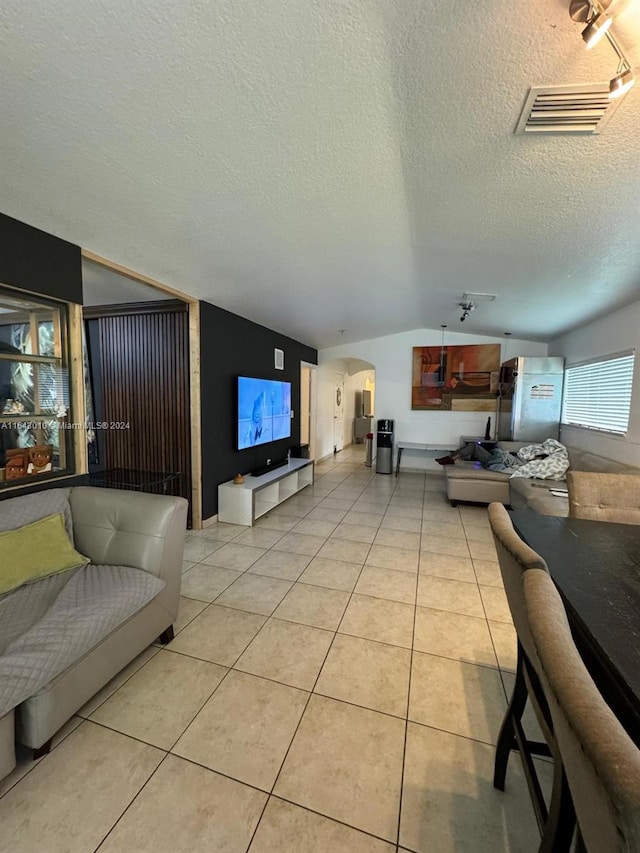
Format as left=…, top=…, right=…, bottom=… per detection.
left=0, top=512, right=89, bottom=596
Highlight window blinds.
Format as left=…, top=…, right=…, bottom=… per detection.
left=562, top=352, right=635, bottom=434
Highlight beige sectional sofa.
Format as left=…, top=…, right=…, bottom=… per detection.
left=444, top=441, right=640, bottom=515
left=0, top=485, right=187, bottom=781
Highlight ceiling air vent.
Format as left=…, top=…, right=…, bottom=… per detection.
left=515, top=83, right=625, bottom=135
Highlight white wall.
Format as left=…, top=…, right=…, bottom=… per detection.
left=548, top=300, right=640, bottom=465
left=317, top=328, right=546, bottom=465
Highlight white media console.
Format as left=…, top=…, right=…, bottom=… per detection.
left=217, top=458, right=314, bottom=526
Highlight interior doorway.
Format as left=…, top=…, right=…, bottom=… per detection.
left=333, top=373, right=345, bottom=453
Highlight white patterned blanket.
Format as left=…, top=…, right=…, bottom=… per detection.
left=0, top=564, right=164, bottom=719
left=509, top=439, right=570, bottom=480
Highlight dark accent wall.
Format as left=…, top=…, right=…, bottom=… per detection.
left=86, top=302, right=192, bottom=522
left=200, top=302, right=317, bottom=519
left=0, top=212, right=82, bottom=304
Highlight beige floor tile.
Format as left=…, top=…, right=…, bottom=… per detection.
left=78, top=646, right=160, bottom=718
left=201, top=542, right=266, bottom=570
left=298, top=556, right=362, bottom=592
left=354, top=565, right=417, bottom=604
left=315, top=634, right=411, bottom=717
left=317, top=537, right=371, bottom=563
left=339, top=594, right=414, bottom=649
left=274, top=694, right=404, bottom=842
left=400, top=722, right=541, bottom=853
left=464, top=524, right=495, bottom=543
left=183, top=537, right=223, bottom=562
left=489, top=619, right=517, bottom=672
left=420, top=535, right=470, bottom=558
left=173, top=595, right=208, bottom=634
left=417, top=575, right=484, bottom=618
left=100, top=754, right=267, bottom=853
left=384, top=504, right=422, bottom=519
left=305, top=506, right=349, bottom=523
left=0, top=722, right=162, bottom=853
left=480, top=584, right=513, bottom=623
left=330, top=522, right=377, bottom=544
left=273, top=583, right=350, bottom=630
left=468, top=538, right=498, bottom=561
left=235, top=618, right=334, bottom=690
left=473, top=558, right=503, bottom=587
left=366, top=544, right=419, bottom=574
left=169, top=605, right=266, bottom=666
left=380, top=514, right=421, bottom=533
left=232, top=527, right=285, bottom=548
left=422, top=505, right=461, bottom=521
left=90, top=649, right=226, bottom=749
left=250, top=797, right=395, bottom=853
left=0, top=716, right=83, bottom=799
left=420, top=520, right=465, bottom=540
left=418, top=552, right=476, bottom=582
left=247, top=549, right=312, bottom=581
left=273, top=531, right=327, bottom=556
left=173, top=670, right=307, bottom=791
left=181, top=564, right=243, bottom=602
left=255, top=514, right=298, bottom=532
left=203, top=522, right=247, bottom=541
left=409, top=651, right=507, bottom=745
left=343, top=510, right=383, bottom=528
left=182, top=560, right=195, bottom=574
left=413, top=607, right=498, bottom=668
left=374, top=528, right=421, bottom=550
left=320, top=497, right=355, bottom=511
left=292, top=518, right=339, bottom=537
left=214, top=572, right=293, bottom=615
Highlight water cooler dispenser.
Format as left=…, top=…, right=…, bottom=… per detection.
left=376, top=419, right=394, bottom=474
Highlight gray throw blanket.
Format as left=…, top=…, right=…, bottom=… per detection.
left=0, top=564, right=164, bottom=719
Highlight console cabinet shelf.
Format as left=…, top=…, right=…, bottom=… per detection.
left=218, top=459, right=314, bottom=526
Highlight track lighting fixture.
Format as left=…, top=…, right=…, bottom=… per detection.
left=570, top=1, right=635, bottom=100
left=609, top=66, right=635, bottom=99
left=459, top=301, right=476, bottom=323
left=582, top=10, right=611, bottom=49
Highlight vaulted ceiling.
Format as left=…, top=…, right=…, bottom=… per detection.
left=2, top=0, right=639, bottom=347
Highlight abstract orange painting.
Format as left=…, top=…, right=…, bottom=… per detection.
left=411, top=344, right=500, bottom=411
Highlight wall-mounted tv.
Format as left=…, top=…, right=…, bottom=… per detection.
left=237, top=376, right=292, bottom=450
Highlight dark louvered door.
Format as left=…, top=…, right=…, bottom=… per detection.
left=94, top=302, right=191, bottom=523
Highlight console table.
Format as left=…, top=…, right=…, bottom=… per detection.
left=218, top=458, right=314, bottom=526
left=395, top=442, right=452, bottom=477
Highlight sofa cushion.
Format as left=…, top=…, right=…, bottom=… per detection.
left=0, top=564, right=165, bottom=719
left=0, top=488, right=74, bottom=542
left=445, top=462, right=510, bottom=483
left=0, top=513, right=89, bottom=597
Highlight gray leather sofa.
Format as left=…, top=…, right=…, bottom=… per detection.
left=0, top=485, right=187, bottom=781
left=444, top=442, right=640, bottom=515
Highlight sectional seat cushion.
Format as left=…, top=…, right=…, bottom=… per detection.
left=0, top=564, right=165, bottom=719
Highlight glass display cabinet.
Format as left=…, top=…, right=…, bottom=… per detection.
left=0, top=286, right=76, bottom=487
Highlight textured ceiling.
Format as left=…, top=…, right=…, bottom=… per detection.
left=1, top=0, right=639, bottom=348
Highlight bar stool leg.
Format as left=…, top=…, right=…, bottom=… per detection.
left=494, top=645, right=528, bottom=790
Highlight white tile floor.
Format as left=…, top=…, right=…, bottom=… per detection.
left=0, top=446, right=549, bottom=852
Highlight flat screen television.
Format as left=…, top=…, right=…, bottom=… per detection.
left=237, top=376, right=292, bottom=450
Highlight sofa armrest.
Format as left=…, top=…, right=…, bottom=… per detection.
left=68, top=487, right=188, bottom=595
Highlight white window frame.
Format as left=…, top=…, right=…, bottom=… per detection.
left=561, top=350, right=635, bottom=435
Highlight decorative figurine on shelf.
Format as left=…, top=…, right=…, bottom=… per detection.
left=233, top=473, right=245, bottom=485
left=27, top=444, right=53, bottom=475
left=5, top=448, right=29, bottom=480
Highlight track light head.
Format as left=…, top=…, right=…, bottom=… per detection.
left=458, top=301, right=476, bottom=322
left=609, top=68, right=635, bottom=99
left=582, top=12, right=611, bottom=49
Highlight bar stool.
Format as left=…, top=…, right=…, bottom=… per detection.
left=524, top=567, right=640, bottom=852
left=488, top=503, right=575, bottom=852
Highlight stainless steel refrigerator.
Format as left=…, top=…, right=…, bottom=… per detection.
left=497, top=357, right=565, bottom=442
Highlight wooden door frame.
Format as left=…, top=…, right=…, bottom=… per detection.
left=81, top=250, right=203, bottom=529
